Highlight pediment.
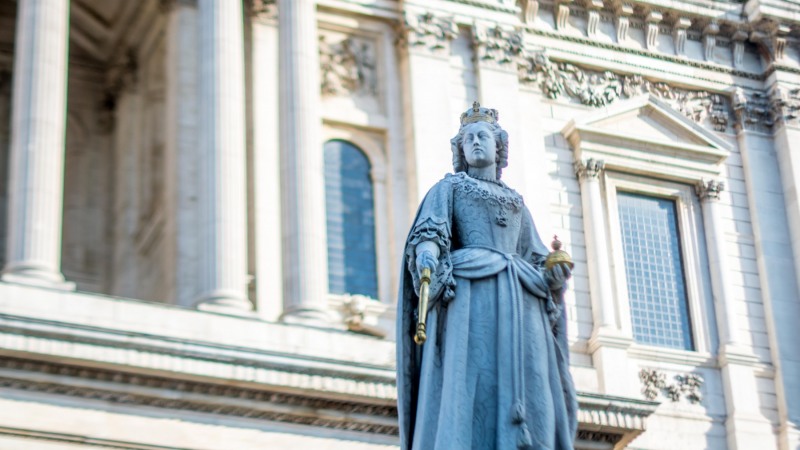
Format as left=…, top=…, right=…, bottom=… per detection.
left=562, top=95, right=730, bottom=182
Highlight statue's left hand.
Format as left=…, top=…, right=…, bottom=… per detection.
left=546, top=262, right=572, bottom=289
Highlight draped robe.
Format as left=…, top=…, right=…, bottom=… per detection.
left=396, top=173, right=577, bottom=450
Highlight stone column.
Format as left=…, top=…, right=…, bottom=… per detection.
left=575, top=159, right=636, bottom=397
left=732, top=88, right=800, bottom=450
left=161, top=0, right=199, bottom=307
left=250, top=1, right=284, bottom=321
left=193, top=0, right=252, bottom=312
left=2, top=0, right=74, bottom=289
left=278, top=0, right=331, bottom=324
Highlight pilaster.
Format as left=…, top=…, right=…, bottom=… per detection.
left=278, top=0, right=331, bottom=325
left=766, top=81, right=800, bottom=450
left=3, top=0, right=74, bottom=290
left=194, top=0, right=252, bottom=313
left=733, top=87, right=800, bottom=450
left=398, top=9, right=458, bottom=200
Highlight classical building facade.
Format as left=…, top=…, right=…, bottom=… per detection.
left=0, top=0, right=799, bottom=448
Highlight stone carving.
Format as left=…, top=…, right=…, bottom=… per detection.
left=397, top=103, right=576, bottom=449
left=639, top=369, right=704, bottom=404
left=732, top=88, right=773, bottom=132
left=519, top=54, right=731, bottom=131
left=575, top=158, right=604, bottom=181
left=473, top=24, right=525, bottom=65
left=250, top=0, right=277, bottom=20
left=399, top=11, right=458, bottom=53
left=770, top=86, right=800, bottom=127
left=696, top=179, right=725, bottom=201
left=319, top=35, right=377, bottom=97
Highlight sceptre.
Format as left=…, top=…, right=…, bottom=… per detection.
left=414, top=267, right=432, bottom=345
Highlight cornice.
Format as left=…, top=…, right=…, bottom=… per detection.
left=0, top=356, right=659, bottom=445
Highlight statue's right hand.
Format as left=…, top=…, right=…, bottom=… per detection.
left=415, top=250, right=438, bottom=279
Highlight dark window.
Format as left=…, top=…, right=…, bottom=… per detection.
left=324, top=140, right=378, bottom=299
left=618, top=192, right=693, bottom=350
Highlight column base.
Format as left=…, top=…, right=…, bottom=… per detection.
left=1, top=266, right=75, bottom=291
left=195, top=292, right=254, bottom=316
left=281, top=307, right=334, bottom=328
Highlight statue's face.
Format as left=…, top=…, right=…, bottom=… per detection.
left=462, top=122, right=497, bottom=170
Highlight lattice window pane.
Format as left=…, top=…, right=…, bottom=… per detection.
left=324, top=140, right=378, bottom=299
left=617, top=192, right=693, bottom=350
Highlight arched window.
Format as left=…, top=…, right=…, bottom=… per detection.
left=324, top=140, right=378, bottom=299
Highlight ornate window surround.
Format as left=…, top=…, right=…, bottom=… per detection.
left=563, top=94, right=732, bottom=365
left=321, top=127, right=392, bottom=324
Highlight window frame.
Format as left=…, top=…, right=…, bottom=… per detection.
left=603, top=171, right=715, bottom=356
left=321, top=127, right=392, bottom=307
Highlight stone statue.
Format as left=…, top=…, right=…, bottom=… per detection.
left=396, top=102, right=577, bottom=449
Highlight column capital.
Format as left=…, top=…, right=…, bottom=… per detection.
left=696, top=178, right=724, bottom=202
left=398, top=11, right=458, bottom=56
left=732, top=87, right=772, bottom=133
left=574, top=158, right=605, bottom=181
left=770, top=85, right=800, bottom=129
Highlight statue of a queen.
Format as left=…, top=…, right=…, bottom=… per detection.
left=396, top=102, right=578, bottom=449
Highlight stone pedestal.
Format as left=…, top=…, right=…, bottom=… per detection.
left=3, top=0, right=74, bottom=290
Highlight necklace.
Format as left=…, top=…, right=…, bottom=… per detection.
left=469, top=173, right=503, bottom=187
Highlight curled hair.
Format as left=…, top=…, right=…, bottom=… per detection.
left=450, top=122, right=509, bottom=180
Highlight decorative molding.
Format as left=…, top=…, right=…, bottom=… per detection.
left=398, top=11, right=458, bottom=54
left=577, top=430, right=622, bottom=445
left=519, top=53, right=730, bottom=131
left=520, top=0, right=539, bottom=25
left=672, top=17, right=691, bottom=56
left=526, top=27, right=763, bottom=81
left=696, top=179, right=724, bottom=201
left=645, top=11, right=663, bottom=50
left=473, top=24, right=525, bottom=67
left=319, top=34, right=377, bottom=97
left=586, top=0, right=603, bottom=38
left=614, top=3, right=633, bottom=43
left=702, top=21, right=719, bottom=61
left=556, top=0, right=573, bottom=31
left=0, top=357, right=399, bottom=435
left=639, top=368, right=704, bottom=404
left=574, top=158, right=604, bottom=181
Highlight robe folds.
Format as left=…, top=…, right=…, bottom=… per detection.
left=397, top=173, right=577, bottom=450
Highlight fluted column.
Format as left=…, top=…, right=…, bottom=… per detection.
left=2, top=0, right=73, bottom=289
left=278, top=0, right=331, bottom=324
left=193, top=0, right=252, bottom=312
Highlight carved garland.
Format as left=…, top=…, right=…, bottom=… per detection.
left=639, top=368, right=704, bottom=404
left=518, top=52, right=730, bottom=132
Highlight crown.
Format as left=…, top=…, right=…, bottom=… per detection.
left=460, top=101, right=499, bottom=126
